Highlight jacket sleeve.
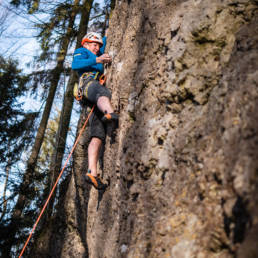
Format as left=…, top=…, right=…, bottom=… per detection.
left=72, top=49, right=98, bottom=71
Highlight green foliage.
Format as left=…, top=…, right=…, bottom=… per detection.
left=89, top=0, right=114, bottom=35
left=0, top=55, right=38, bottom=165
left=0, top=55, right=39, bottom=257
left=37, top=112, right=59, bottom=172
left=10, top=0, right=39, bottom=13
left=34, top=1, right=77, bottom=62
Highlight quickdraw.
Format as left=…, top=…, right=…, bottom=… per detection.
left=99, top=74, right=107, bottom=85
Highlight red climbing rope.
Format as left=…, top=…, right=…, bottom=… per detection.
left=18, top=106, right=95, bottom=258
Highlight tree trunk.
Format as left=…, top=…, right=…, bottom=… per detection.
left=46, top=0, right=94, bottom=219
left=2, top=1, right=81, bottom=257
left=0, top=157, right=10, bottom=222
left=110, top=0, right=115, bottom=11
left=29, top=0, right=94, bottom=256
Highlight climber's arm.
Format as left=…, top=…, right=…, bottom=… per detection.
left=72, top=48, right=103, bottom=71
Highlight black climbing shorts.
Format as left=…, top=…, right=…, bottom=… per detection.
left=89, top=108, right=106, bottom=142
left=83, top=78, right=111, bottom=104
left=81, top=78, right=110, bottom=142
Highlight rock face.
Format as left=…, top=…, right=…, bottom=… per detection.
left=61, top=0, right=258, bottom=258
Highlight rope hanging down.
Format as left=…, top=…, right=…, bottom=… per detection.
left=18, top=106, right=95, bottom=258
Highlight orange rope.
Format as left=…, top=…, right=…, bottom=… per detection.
left=18, top=106, right=95, bottom=258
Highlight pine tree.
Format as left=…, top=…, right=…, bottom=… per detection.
left=46, top=0, right=94, bottom=220
left=0, top=55, right=37, bottom=221
left=0, top=1, right=81, bottom=256
left=0, top=54, right=38, bottom=256
left=0, top=55, right=37, bottom=165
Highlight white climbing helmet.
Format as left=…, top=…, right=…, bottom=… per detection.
left=81, top=32, right=103, bottom=46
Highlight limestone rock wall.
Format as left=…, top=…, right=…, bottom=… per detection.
left=85, top=0, right=258, bottom=257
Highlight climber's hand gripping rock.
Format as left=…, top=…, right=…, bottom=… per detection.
left=96, top=53, right=112, bottom=64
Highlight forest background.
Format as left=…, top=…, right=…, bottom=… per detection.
left=0, top=0, right=114, bottom=256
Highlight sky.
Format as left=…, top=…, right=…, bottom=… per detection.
left=0, top=0, right=41, bottom=196
left=0, top=0, right=76, bottom=110
left=0, top=0, right=47, bottom=115
left=0, top=1, right=41, bottom=72
left=0, top=0, right=70, bottom=198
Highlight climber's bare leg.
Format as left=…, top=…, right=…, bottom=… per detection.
left=88, top=137, right=102, bottom=177
left=97, top=96, right=114, bottom=114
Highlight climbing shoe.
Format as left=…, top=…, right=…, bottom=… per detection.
left=85, top=172, right=107, bottom=190
left=101, top=112, right=119, bottom=123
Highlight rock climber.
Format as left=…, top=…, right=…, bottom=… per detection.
left=72, top=31, right=118, bottom=190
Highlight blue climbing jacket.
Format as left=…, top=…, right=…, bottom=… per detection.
left=72, top=36, right=107, bottom=77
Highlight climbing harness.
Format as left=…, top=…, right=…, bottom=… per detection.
left=99, top=73, right=107, bottom=85
left=18, top=106, right=95, bottom=258
left=73, top=72, right=106, bottom=101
